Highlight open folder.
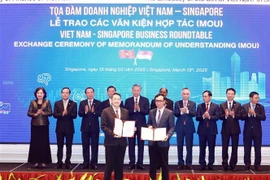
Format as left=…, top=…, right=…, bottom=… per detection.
left=141, top=127, right=167, bottom=141
left=113, top=118, right=136, bottom=137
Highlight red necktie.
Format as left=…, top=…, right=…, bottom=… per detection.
left=115, top=109, right=119, bottom=119
left=206, top=103, right=209, bottom=127
left=183, top=101, right=187, bottom=125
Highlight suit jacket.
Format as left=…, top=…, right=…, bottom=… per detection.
left=174, top=100, right=196, bottom=134
left=125, top=96, right=149, bottom=127
left=27, top=99, right=52, bottom=126
left=241, top=103, right=266, bottom=137
left=78, top=99, right=101, bottom=132
left=196, top=102, right=219, bottom=135
left=53, top=99, right=77, bottom=133
left=219, top=101, right=241, bottom=135
left=150, top=98, right=174, bottom=111
left=101, top=107, right=129, bottom=146
left=147, top=108, right=175, bottom=147
left=99, top=99, right=124, bottom=113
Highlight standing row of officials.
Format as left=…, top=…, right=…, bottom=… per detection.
left=27, top=85, right=266, bottom=180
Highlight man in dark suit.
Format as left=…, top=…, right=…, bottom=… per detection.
left=125, top=84, right=150, bottom=170
left=147, top=93, right=175, bottom=180
left=99, top=86, right=124, bottom=113
left=150, top=88, right=174, bottom=111
left=174, top=88, right=196, bottom=170
left=196, top=90, right=219, bottom=170
left=241, top=91, right=266, bottom=171
left=101, top=93, right=129, bottom=180
left=78, top=87, right=101, bottom=169
left=53, top=87, right=77, bottom=169
left=219, top=88, right=241, bottom=171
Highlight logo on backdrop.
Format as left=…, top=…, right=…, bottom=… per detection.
left=0, top=101, right=11, bottom=115
left=119, top=49, right=153, bottom=65
left=37, top=73, right=52, bottom=86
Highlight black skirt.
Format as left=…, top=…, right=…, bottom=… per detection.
left=28, top=125, right=52, bottom=164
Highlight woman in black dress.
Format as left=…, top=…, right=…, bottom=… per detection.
left=27, top=87, right=52, bottom=168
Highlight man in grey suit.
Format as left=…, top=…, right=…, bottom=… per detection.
left=147, top=93, right=175, bottom=180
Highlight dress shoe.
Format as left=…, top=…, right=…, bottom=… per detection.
left=243, top=166, right=250, bottom=171
left=255, top=166, right=261, bottom=171
left=177, top=165, right=185, bottom=170
left=230, top=166, right=237, bottom=171
left=31, top=164, right=39, bottom=169
left=82, top=164, right=89, bottom=169
left=55, top=164, right=62, bottom=169
left=186, top=165, right=192, bottom=170
left=137, top=164, right=145, bottom=170
left=91, top=164, right=98, bottom=170
left=208, top=166, right=214, bottom=170
left=222, top=166, right=228, bottom=171
left=40, top=164, right=46, bottom=169
left=200, top=166, right=206, bottom=171
left=128, top=165, right=135, bottom=170
left=65, top=164, right=71, bottom=169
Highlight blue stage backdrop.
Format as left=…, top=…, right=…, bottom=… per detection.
left=0, top=2, right=269, bottom=145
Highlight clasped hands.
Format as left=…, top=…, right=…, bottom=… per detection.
left=225, top=109, right=235, bottom=117
left=203, top=111, right=211, bottom=119
left=35, top=109, right=45, bottom=116
left=85, top=105, right=94, bottom=113
left=180, top=106, right=188, bottom=114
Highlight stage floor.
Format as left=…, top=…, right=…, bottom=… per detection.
left=0, top=163, right=270, bottom=174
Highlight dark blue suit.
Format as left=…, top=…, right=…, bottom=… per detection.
left=148, top=108, right=175, bottom=180
left=196, top=102, right=219, bottom=168
left=125, top=96, right=149, bottom=166
left=174, top=100, right=196, bottom=166
left=219, top=101, right=241, bottom=169
left=53, top=100, right=77, bottom=165
left=78, top=99, right=101, bottom=167
left=241, top=103, right=266, bottom=168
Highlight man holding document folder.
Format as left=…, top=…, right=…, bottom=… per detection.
left=101, top=93, right=131, bottom=180
left=144, top=93, right=175, bottom=180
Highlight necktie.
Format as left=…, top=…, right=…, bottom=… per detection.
left=157, top=110, right=161, bottom=126
left=88, top=100, right=92, bottom=109
left=135, top=98, right=138, bottom=112
left=252, top=104, right=256, bottom=110
left=115, top=109, right=119, bottom=119
left=206, top=103, right=209, bottom=127
left=64, top=100, right=67, bottom=110
left=229, top=102, right=232, bottom=111
left=183, top=101, right=187, bottom=125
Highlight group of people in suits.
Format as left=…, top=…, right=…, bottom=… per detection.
left=27, top=85, right=266, bottom=180
left=174, top=88, right=266, bottom=173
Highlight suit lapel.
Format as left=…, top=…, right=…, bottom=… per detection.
left=179, top=100, right=183, bottom=108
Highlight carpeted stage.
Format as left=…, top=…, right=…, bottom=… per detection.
left=0, top=163, right=270, bottom=180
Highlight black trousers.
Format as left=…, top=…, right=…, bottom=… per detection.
left=56, top=132, right=74, bottom=164
left=176, top=131, right=194, bottom=166
left=244, top=133, right=262, bottom=167
left=104, top=145, right=126, bottom=180
left=199, top=134, right=216, bottom=167
left=222, top=134, right=239, bottom=167
left=128, top=128, right=144, bottom=165
left=81, top=131, right=99, bottom=165
left=149, top=143, right=169, bottom=180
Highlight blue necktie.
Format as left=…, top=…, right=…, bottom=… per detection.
left=157, top=110, right=161, bottom=126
